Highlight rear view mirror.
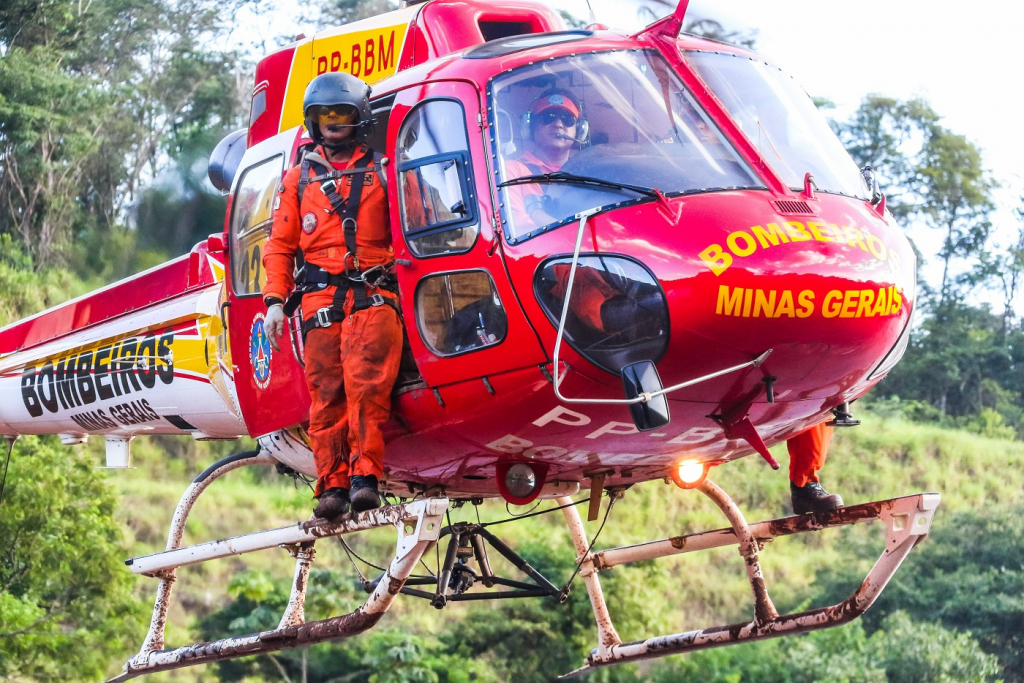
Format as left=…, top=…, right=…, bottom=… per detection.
left=208, top=129, right=248, bottom=192
left=621, top=360, right=670, bottom=431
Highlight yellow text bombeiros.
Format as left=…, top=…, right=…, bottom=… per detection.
left=699, top=221, right=900, bottom=275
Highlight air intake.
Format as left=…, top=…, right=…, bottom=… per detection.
left=771, top=200, right=816, bottom=216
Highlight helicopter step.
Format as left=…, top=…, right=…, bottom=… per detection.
left=110, top=449, right=448, bottom=681
left=557, top=487, right=940, bottom=677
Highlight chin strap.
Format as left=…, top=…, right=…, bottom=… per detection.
left=321, top=140, right=358, bottom=152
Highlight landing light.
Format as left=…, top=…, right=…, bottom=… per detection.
left=671, top=460, right=708, bottom=489
left=505, top=463, right=537, bottom=499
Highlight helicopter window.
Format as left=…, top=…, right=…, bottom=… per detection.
left=249, top=87, right=267, bottom=128
left=397, top=99, right=479, bottom=257
left=534, top=255, right=669, bottom=374
left=464, top=30, right=592, bottom=60
left=684, top=51, right=869, bottom=199
left=488, top=49, right=763, bottom=242
left=229, top=154, right=284, bottom=296
left=415, top=270, right=508, bottom=356
left=365, top=94, right=395, bottom=152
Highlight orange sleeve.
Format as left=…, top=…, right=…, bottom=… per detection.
left=262, top=166, right=302, bottom=304
left=550, top=264, right=617, bottom=333
left=503, top=159, right=543, bottom=233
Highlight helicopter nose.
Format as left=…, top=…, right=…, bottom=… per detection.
left=526, top=193, right=916, bottom=404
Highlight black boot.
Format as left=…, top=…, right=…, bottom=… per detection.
left=791, top=481, right=844, bottom=515
left=313, top=487, right=350, bottom=520
left=350, top=475, right=381, bottom=512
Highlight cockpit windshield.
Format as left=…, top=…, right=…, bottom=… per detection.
left=488, top=50, right=763, bottom=242
left=684, top=50, right=869, bottom=199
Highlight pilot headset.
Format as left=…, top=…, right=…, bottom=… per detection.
left=520, top=89, right=590, bottom=145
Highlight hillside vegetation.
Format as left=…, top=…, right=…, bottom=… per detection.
left=82, top=413, right=1021, bottom=682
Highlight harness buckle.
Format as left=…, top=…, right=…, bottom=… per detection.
left=360, top=264, right=388, bottom=288
left=343, top=251, right=360, bottom=277
left=315, top=307, right=332, bottom=328
left=369, top=293, right=386, bottom=307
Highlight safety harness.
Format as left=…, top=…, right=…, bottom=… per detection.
left=282, top=150, right=400, bottom=337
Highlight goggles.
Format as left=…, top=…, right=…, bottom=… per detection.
left=309, top=105, right=359, bottom=126
left=535, top=110, right=578, bottom=127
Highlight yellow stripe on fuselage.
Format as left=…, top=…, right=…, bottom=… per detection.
left=280, top=9, right=415, bottom=133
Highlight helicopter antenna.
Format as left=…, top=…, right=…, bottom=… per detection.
left=584, top=0, right=598, bottom=25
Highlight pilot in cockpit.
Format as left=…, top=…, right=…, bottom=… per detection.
left=504, top=89, right=586, bottom=228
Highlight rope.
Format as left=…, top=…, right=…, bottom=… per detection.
left=505, top=499, right=543, bottom=517
left=0, top=438, right=15, bottom=510
left=481, top=496, right=588, bottom=528
left=337, top=537, right=386, bottom=578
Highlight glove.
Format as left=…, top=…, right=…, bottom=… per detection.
left=265, top=303, right=286, bottom=352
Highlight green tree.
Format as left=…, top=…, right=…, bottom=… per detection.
left=917, top=128, right=996, bottom=303
left=647, top=613, right=998, bottom=683
left=814, top=506, right=1024, bottom=681
left=881, top=299, right=1021, bottom=423
left=975, top=193, right=1024, bottom=334
left=199, top=567, right=499, bottom=683
left=0, top=0, right=250, bottom=273
left=0, top=45, right=109, bottom=264
left=0, top=436, right=145, bottom=680
left=835, top=96, right=939, bottom=221
left=440, top=539, right=652, bottom=682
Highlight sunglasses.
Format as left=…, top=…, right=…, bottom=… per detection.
left=309, top=105, right=358, bottom=126
left=536, top=110, right=578, bottom=127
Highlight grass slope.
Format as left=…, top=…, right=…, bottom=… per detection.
left=104, top=414, right=1024, bottom=680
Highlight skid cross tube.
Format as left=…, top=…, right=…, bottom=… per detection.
left=558, top=487, right=939, bottom=677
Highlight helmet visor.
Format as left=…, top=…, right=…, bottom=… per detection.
left=309, top=104, right=359, bottom=127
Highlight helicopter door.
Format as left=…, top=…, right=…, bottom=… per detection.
left=225, top=130, right=311, bottom=435
left=388, top=83, right=547, bottom=388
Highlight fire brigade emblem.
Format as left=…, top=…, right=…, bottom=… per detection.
left=302, top=211, right=318, bottom=234
left=250, top=314, right=272, bottom=390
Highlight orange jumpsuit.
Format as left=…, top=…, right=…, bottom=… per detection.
left=787, top=421, right=833, bottom=487
left=504, top=150, right=560, bottom=232
left=263, top=145, right=402, bottom=496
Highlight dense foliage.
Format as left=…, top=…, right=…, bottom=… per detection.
left=0, top=437, right=144, bottom=680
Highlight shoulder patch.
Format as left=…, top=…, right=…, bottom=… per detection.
left=302, top=212, right=318, bottom=234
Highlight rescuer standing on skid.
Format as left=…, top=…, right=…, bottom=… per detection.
left=788, top=419, right=844, bottom=515
left=262, top=72, right=401, bottom=520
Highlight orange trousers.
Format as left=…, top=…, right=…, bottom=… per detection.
left=304, top=305, right=403, bottom=496
left=787, top=421, right=833, bottom=487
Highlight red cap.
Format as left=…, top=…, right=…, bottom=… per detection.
left=530, top=92, right=580, bottom=118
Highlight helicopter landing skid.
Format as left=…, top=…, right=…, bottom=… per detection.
left=110, top=450, right=448, bottom=681
left=557, top=484, right=940, bottom=677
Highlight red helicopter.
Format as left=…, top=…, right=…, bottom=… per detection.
left=0, top=0, right=937, bottom=678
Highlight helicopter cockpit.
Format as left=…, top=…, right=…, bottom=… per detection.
left=683, top=50, right=870, bottom=198
left=490, top=49, right=763, bottom=241
left=489, top=48, right=872, bottom=242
